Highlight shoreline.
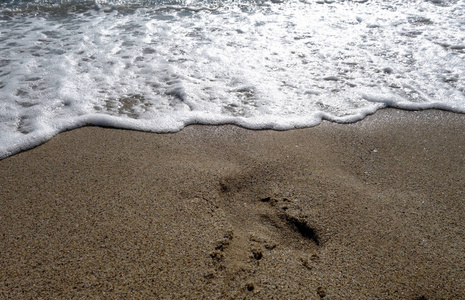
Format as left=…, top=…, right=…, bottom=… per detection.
left=1, top=108, right=465, bottom=298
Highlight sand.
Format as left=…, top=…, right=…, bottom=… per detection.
left=1, top=108, right=464, bottom=299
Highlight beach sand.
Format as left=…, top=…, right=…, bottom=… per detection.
left=1, top=108, right=464, bottom=299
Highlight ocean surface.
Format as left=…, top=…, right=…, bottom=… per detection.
left=1, top=0, right=464, bottom=159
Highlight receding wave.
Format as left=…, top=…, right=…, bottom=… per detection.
left=1, top=0, right=464, bottom=159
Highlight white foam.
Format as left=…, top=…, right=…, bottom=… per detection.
left=1, top=0, right=465, bottom=159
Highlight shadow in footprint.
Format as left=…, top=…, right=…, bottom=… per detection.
left=281, top=213, right=321, bottom=246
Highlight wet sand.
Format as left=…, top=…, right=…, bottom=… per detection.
left=1, top=108, right=464, bottom=299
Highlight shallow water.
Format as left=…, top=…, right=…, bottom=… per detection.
left=1, top=0, right=464, bottom=158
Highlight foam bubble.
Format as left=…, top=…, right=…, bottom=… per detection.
left=1, top=0, right=465, bottom=159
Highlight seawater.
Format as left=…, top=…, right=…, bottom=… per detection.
left=1, top=0, right=464, bottom=159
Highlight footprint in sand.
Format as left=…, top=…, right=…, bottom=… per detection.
left=259, top=196, right=322, bottom=247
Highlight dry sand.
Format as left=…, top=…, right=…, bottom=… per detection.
left=1, top=108, right=464, bottom=299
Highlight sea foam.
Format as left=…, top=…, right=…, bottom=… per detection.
left=1, top=0, right=464, bottom=159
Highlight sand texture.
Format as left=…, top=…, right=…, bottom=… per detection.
left=1, top=109, right=465, bottom=299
